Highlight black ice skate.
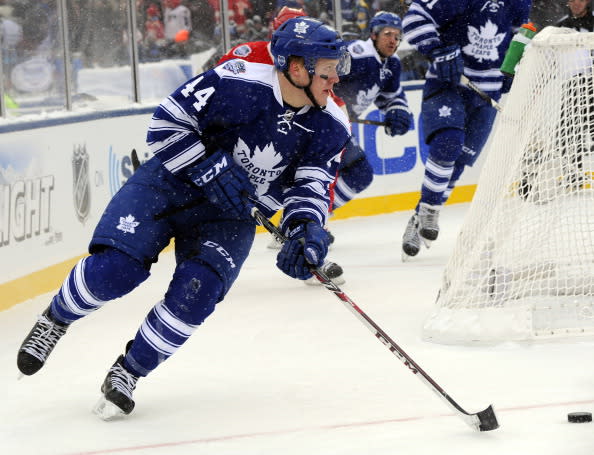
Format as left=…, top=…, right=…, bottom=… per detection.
left=17, top=307, right=69, bottom=376
left=402, top=213, right=421, bottom=261
left=417, top=202, right=440, bottom=242
left=93, top=353, right=139, bottom=420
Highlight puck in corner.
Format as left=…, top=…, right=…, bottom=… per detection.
left=568, top=412, right=592, bottom=423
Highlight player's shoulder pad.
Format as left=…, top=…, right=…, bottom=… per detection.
left=347, top=39, right=376, bottom=59
left=324, top=98, right=350, bottom=133
left=219, top=59, right=248, bottom=75
left=215, top=59, right=275, bottom=85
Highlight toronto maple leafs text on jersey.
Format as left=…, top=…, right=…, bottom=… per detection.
left=403, top=0, right=531, bottom=93
left=333, top=38, right=410, bottom=118
left=147, top=59, right=351, bottom=228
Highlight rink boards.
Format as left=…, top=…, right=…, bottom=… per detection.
left=0, top=84, right=484, bottom=310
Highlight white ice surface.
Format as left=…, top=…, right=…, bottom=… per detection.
left=2, top=204, right=594, bottom=454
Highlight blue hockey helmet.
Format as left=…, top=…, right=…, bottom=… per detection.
left=369, top=11, right=402, bottom=35
left=271, top=17, right=350, bottom=77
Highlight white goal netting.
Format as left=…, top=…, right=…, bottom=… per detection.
left=424, top=27, right=594, bottom=344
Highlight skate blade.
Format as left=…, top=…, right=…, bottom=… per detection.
left=92, top=396, right=127, bottom=421
left=401, top=251, right=415, bottom=262
left=420, top=237, right=433, bottom=249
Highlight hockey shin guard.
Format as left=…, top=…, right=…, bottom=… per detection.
left=51, top=248, right=150, bottom=324
left=123, top=262, right=224, bottom=376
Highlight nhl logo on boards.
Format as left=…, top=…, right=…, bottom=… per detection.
left=72, top=144, right=90, bottom=224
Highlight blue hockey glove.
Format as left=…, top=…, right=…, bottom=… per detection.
left=501, top=74, right=514, bottom=94
left=276, top=221, right=330, bottom=280
left=431, top=45, right=464, bottom=84
left=384, top=108, right=412, bottom=136
left=187, top=150, right=255, bottom=219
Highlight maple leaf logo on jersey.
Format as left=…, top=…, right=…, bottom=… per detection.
left=353, top=84, right=381, bottom=115
left=116, top=214, right=140, bottom=234
left=233, top=138, right=287, bottom=194
left=463, top=20, right=505, bottom=62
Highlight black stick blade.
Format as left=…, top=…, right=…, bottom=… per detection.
left=475, top=405, right=499, bottom=431
left=131, top=149, right=141, bottom=172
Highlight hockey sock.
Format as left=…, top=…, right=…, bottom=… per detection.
left=333, top=157, right=374, bottom=208
left=123, top=262, right=224, bottom=377
left=421, top=128, right=464, bottom=206
left=441, top=161, right=465, bottom=204
left=51, top=248, right=150, bottom=325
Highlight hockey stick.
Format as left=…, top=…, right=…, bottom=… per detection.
left=460, top=75, right=502, bottom=112
left=131, top=148, right=141, bottom=171
left=251, top=207, right=499, bottom=432
left=349, top=117, right=388, bottom=127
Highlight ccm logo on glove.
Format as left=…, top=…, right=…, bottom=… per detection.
left=192, top=154, right=230, bottom=186
left=433, top=47, right=461, bottom=62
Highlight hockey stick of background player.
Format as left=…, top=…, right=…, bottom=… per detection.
left=251, top=206, right=499, bottom=432
left=460, top=75, right=503, bottom=112
left=131, top=148, right=141, bottom=171
left=349, top=117, right=388, bottom=127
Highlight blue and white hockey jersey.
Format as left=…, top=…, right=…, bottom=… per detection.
left=333, top=38, right=410, bottom=118
left=147, top=59, right=351, bottom=228
left=403, top=0, right=531, bottom=93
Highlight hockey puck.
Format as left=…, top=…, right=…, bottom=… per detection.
left=568, top=412, right=592, bottom=423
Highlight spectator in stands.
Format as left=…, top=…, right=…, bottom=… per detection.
left=142, top=3, right=166, bottom=61
left=163, top=0, right=191, bottom=42
left=354, top=0, right=374, bottom=39
left=530, top=0, right=567, bottom=28
left=187, top=0, right=215, bottom=42
left=0, top=5, right=23, bottom=85
left=246, top=15, right=268, bottom=40
left=208, top=0, right=253, bottom=32
left=556, top=0, right=594, bottom=32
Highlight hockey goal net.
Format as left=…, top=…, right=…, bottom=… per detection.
left=424, top=27, right=594, bottom=344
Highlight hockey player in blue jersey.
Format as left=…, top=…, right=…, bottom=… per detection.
left=16, top=17, right=351, bottom=418
left=332, top=11, right=413, bottom=212
left=400, top=0, right=531, bottom=259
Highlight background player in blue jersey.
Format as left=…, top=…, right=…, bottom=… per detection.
left=16, top=17, right=351, bottom=419
left=332, top=11, right=413, bottom=213
left=400, top=0, right=531, bottom=260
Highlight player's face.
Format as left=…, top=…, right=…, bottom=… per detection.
left=309, top=58, right=340, bottom=107
left=373, top=26, right=402, bottom=58
left=568, top=0, right=590, bottom=17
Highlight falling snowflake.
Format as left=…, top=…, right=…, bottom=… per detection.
left=438, top=105, right=452, bottom=118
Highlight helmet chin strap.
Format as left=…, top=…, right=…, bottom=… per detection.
left=283, top=70, right=325, bottom=110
